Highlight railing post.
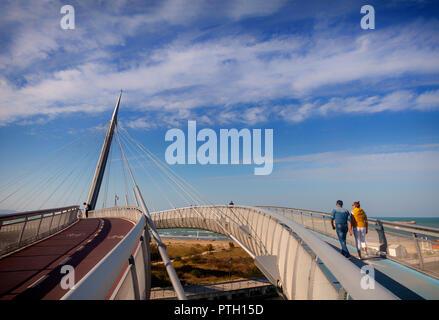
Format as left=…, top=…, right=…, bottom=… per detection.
left=375, top=220, right=388, bottom=256
left=48, top=212, right=55, bottom=233
left=310, top=213, right=315, bottom=230
left=62, top=210, right=68, bottom=227
left=323, top=216, right=328, bottom=235
left=412, top=233, right=424, bottom=269
left=35, top=214, right=44, bottom=240
left=18, top=216, right=28, bottom=247
left=57, top=211, right=63, bottom=230
left=140, top=230, right=151, bottom=300
left=128, top=255, right=141, bottom=300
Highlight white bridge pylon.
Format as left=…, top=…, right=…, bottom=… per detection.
left=151, top=204, right=398, bottom=300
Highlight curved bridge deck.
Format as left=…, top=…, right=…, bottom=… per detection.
left=0, top=217, right=134, bottom=300
left=151, top=205, right=400, bottom=300
left=315, top=230, right=439, bottom=300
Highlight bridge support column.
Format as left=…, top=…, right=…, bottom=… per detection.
left=140, top=229, right=151, bottom=300
left=134, top=185, right=187, bottom=300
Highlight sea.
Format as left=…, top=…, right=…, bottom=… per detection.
left=372, top=217, right=439, bottom=229
left=158, top=228, right=230, bottom=241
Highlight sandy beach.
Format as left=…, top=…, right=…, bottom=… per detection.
left=161, top=238, right=232, bottom=250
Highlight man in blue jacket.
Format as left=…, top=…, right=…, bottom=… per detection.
left=330, top=200, right=352, bottom=258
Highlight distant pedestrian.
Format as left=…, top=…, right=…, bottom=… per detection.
left=229, top=200, right=234, bottom=206
left=83, top=202, right=89, bottom=218
left=350, top=201, right=368, bottom=259
left=330, top=200, right=352, bottom=258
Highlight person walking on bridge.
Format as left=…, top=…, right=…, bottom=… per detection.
left=350, top=201, right=368, bottom=259
left=83, top=202, right=89, bottom=218
left=331, top=200, right=352, bottom=258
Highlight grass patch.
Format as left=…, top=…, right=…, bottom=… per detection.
left=151, top=242, right=263, bottom=287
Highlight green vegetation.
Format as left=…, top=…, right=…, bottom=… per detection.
left=151, top=241, right=263, bottom=287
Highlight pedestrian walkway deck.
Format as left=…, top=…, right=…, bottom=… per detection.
left=0, top=217, right=134, bottom=300
left=315, top=231, right=439, bottom=300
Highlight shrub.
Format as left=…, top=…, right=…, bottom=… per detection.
left=247, top=264, right=263, bottom=277
left=189, top=255, right=202, bottom=263
left=190, top=269, right=203, bottom=278
left=189, top=246, right=201, bottom=255
left=150, top=243, right=161, bottom=261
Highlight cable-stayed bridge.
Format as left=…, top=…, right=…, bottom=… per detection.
left=0, top=93, right=438, bottom=300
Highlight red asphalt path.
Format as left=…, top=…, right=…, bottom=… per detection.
left=0, top=217, right=134, bottom=300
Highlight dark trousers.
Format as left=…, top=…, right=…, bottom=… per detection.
left=335, top=223, right=350, bottom=257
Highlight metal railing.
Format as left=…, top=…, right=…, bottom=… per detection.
left=0, top=206, right=79, bottom=257
left=152, top=205, right=398, bottom=300
left=258, top=206, right=439, bottom=279
left=150, top=278, right=273, bottom=299
left=62, top=206, right=150, bottom=300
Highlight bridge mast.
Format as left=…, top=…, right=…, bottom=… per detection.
left=86, top=91, right=122, bottom=211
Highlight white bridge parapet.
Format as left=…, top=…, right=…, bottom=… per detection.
left=151, top=205, right=398, bottom=300
left=62, top=206, right=150, bottom=300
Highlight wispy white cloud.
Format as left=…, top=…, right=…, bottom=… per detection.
left=1, top=2, right=439, bottom=127
left=271, top=144, right=439, bottom=184
left=227, top=0, right=287, bottom=20
left=415, top=89, right=439, bottom=110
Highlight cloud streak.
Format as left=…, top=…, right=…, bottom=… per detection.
left=0, top=2, right=439, bottom=127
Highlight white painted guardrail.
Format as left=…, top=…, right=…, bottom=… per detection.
left=62, top=206, right=151, bottom=300
left=259, top=206, right=439, bottom=279
left=152, top=205, right=399, bottom=300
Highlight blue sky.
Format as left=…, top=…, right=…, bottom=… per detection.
left=0, top=0, right=439, bottom=216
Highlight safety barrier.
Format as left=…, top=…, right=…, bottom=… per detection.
left=150, top=277, right=274, bottom=300
left=151, top=205, right=398, bottom=300
left=0, top=206, right=79, bottom=257
left=258, top=206, right=439, bottom=279
left=62, top=206, right=151, bottom=300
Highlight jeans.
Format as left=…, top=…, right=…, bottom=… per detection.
left=335, top=223, right=350, bottom=257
